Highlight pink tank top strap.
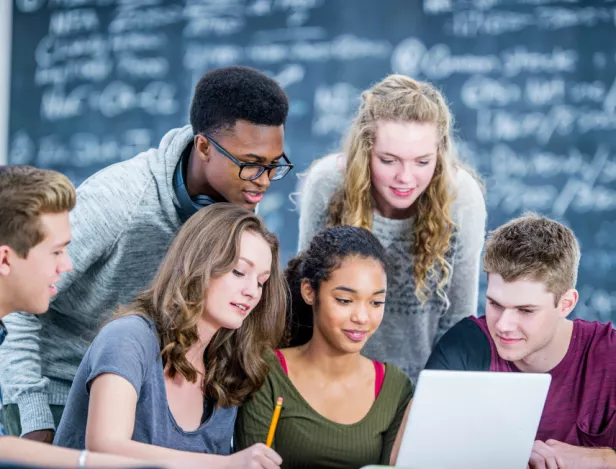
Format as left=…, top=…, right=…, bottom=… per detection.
left=275, top=349, right=289, bottom=375
left=277, top=351, right=384, bottom=398
left=373, top=360, right=385, bottom=398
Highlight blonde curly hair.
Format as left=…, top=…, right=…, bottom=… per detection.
left=328, top=74, right=466, bottom=304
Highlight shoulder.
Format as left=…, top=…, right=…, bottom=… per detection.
left=300, top=153, right=345, bottom=197
left=92, top=315, right=158, bottom=352
left=240, top=350, right=282, bottom=408
left=383, top=363, right=414, bottom=390
left=101, top=314, right=156, bottom=335
left=425, top=317, right=491, bottom=371
left=262, top=349, right=287, bottom=380
left=77, top=153, right=153, bottom=197
left=84, top=316, right=159, bottom=393
left=575, top=319, right=616, bottom=358
left=71, top=157, right=156, bottom=232
left=380, top=363, right=414, bottom=405
left=263, top=348, right=280, bottom=365
left=306, top=152, right=345, bottom=180
left=450, top=167, right=486, bottom=218
left=455, top=315, right=489, bottom=336
left=75, top=127, right=191, bottom=204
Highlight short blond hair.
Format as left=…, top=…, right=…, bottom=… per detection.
left=483, top=213, right=580, bottom=304
left=0, top=165, right=76, bottom=257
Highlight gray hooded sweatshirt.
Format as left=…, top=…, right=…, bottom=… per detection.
left=0, top=126, right=194, bottom=435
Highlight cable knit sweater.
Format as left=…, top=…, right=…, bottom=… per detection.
left=297, top=153, right=487, bottom=381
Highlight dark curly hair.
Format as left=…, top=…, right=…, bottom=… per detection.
left=189, top=66, right=289, bottom=136
left=284, top=226, right=389, bottom=347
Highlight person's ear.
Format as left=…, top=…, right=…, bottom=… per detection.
left=194, top=134, right=211, bottom=163
left=300, top=279, right=316, bottom=305
left=558, top=289, right=578, bottom=318
left=0, top=245, right=13, bottom=276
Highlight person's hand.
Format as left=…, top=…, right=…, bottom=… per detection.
left=528, top=439, right=613, bottom=469
left=22, top=429, right=54, bottom=444
left=226, top=443, right=282, bottom=469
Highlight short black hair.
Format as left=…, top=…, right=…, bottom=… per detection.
left=189, top=66, right=289, bottom=136
left=284, top=226, right=389, bottom=347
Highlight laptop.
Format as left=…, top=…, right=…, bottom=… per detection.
left=395, top=370, right=551, bottom=469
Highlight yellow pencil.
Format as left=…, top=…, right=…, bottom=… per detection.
left=266, top=396, right=284, bottom=447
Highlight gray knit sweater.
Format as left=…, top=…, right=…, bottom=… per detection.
left=0, top=126, right=194, bottom=435
left=298, top=153, right=487, bottom=381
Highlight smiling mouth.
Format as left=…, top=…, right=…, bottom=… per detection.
left=498, top=336, right=523, bottom=344
left=343, top=330, right=369, bottom=342
left=243, top=191, right=264, bottom=203
left=231, top=302, right=250, bottom=315
left=390, top=187, right=416, bottom=197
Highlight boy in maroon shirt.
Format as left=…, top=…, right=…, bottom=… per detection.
left=422, top=213, right=616, bottom=469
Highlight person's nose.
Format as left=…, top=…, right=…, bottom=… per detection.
left=59, top=253, right=73, bottom=274
left=495, top=308, right=518, bottom=333
left=351, top=303, right=369, bottom=325
left=252, top=169, right=271, bottom=190
left=394, top=163, right=417, bottom=186
left=241, top=277, right=259, bottom=300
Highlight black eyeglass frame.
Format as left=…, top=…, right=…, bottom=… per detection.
left=201, top=133, right=294, bottom=181
left=0, top=321, right=7, bottom=347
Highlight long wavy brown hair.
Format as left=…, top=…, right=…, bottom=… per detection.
left=114, top=203, right=287, bottom=407
left=328, top=74, right=474, bottom=304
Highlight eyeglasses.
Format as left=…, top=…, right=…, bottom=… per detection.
left=0, top=321, right=7, bottom=347
left=202, top=134, right=293, bottom=181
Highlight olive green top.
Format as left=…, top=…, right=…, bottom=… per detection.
left=235, top=350, right=414, bottom=469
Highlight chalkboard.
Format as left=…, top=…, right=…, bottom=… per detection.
left=8, top=0, right=616, bottom=322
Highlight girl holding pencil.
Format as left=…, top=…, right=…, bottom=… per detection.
left=54, top=204, right=284, bottom=469
left=235, top=226, right=413, bottom=469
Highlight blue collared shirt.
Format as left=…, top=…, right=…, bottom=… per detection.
left=0, top=320, right=7, bottom=347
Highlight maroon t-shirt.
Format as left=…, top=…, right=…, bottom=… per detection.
left=425, top=316, right=616, bottom=447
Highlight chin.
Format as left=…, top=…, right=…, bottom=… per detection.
left=383, top=197, right=414, bottom=212
left=495, top=347, right=527, bottom=363
left=220, top=319, right=245, bottom=330
left=29, top=304, right=49, bottom=315
left=339, top=342, right=365, bottom=354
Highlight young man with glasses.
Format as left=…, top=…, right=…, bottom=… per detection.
left=0, top=66, right=291, bottom=442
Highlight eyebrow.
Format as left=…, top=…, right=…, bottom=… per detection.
left=239, top=256, right=254, bottom=267
left=52, top=240, right=71, bottom=249
left=239, top=257, right=270, bottom=276
left=377, top=151, right=435, bottom=160
left=242, top=153, right=284, bottom=164
left=486, top=295, right=538, bottom=309
left=333, top=286, right=386, bottom=295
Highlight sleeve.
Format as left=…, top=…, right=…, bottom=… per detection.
left=297, top=154, right=343, bottom=252
left=424, top=317, right=491, bottom=371
left=0, top=176, right=132, bottom=435
left=84, top=317, right=155, bottom=396
left=234, top=372, right=276, bottom=451
left=380, top=372, right=414, bottom=464
left=435, top=170, right=487, bottom=344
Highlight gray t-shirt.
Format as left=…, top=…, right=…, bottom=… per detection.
left=54, top=315, right=237, bottom=453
